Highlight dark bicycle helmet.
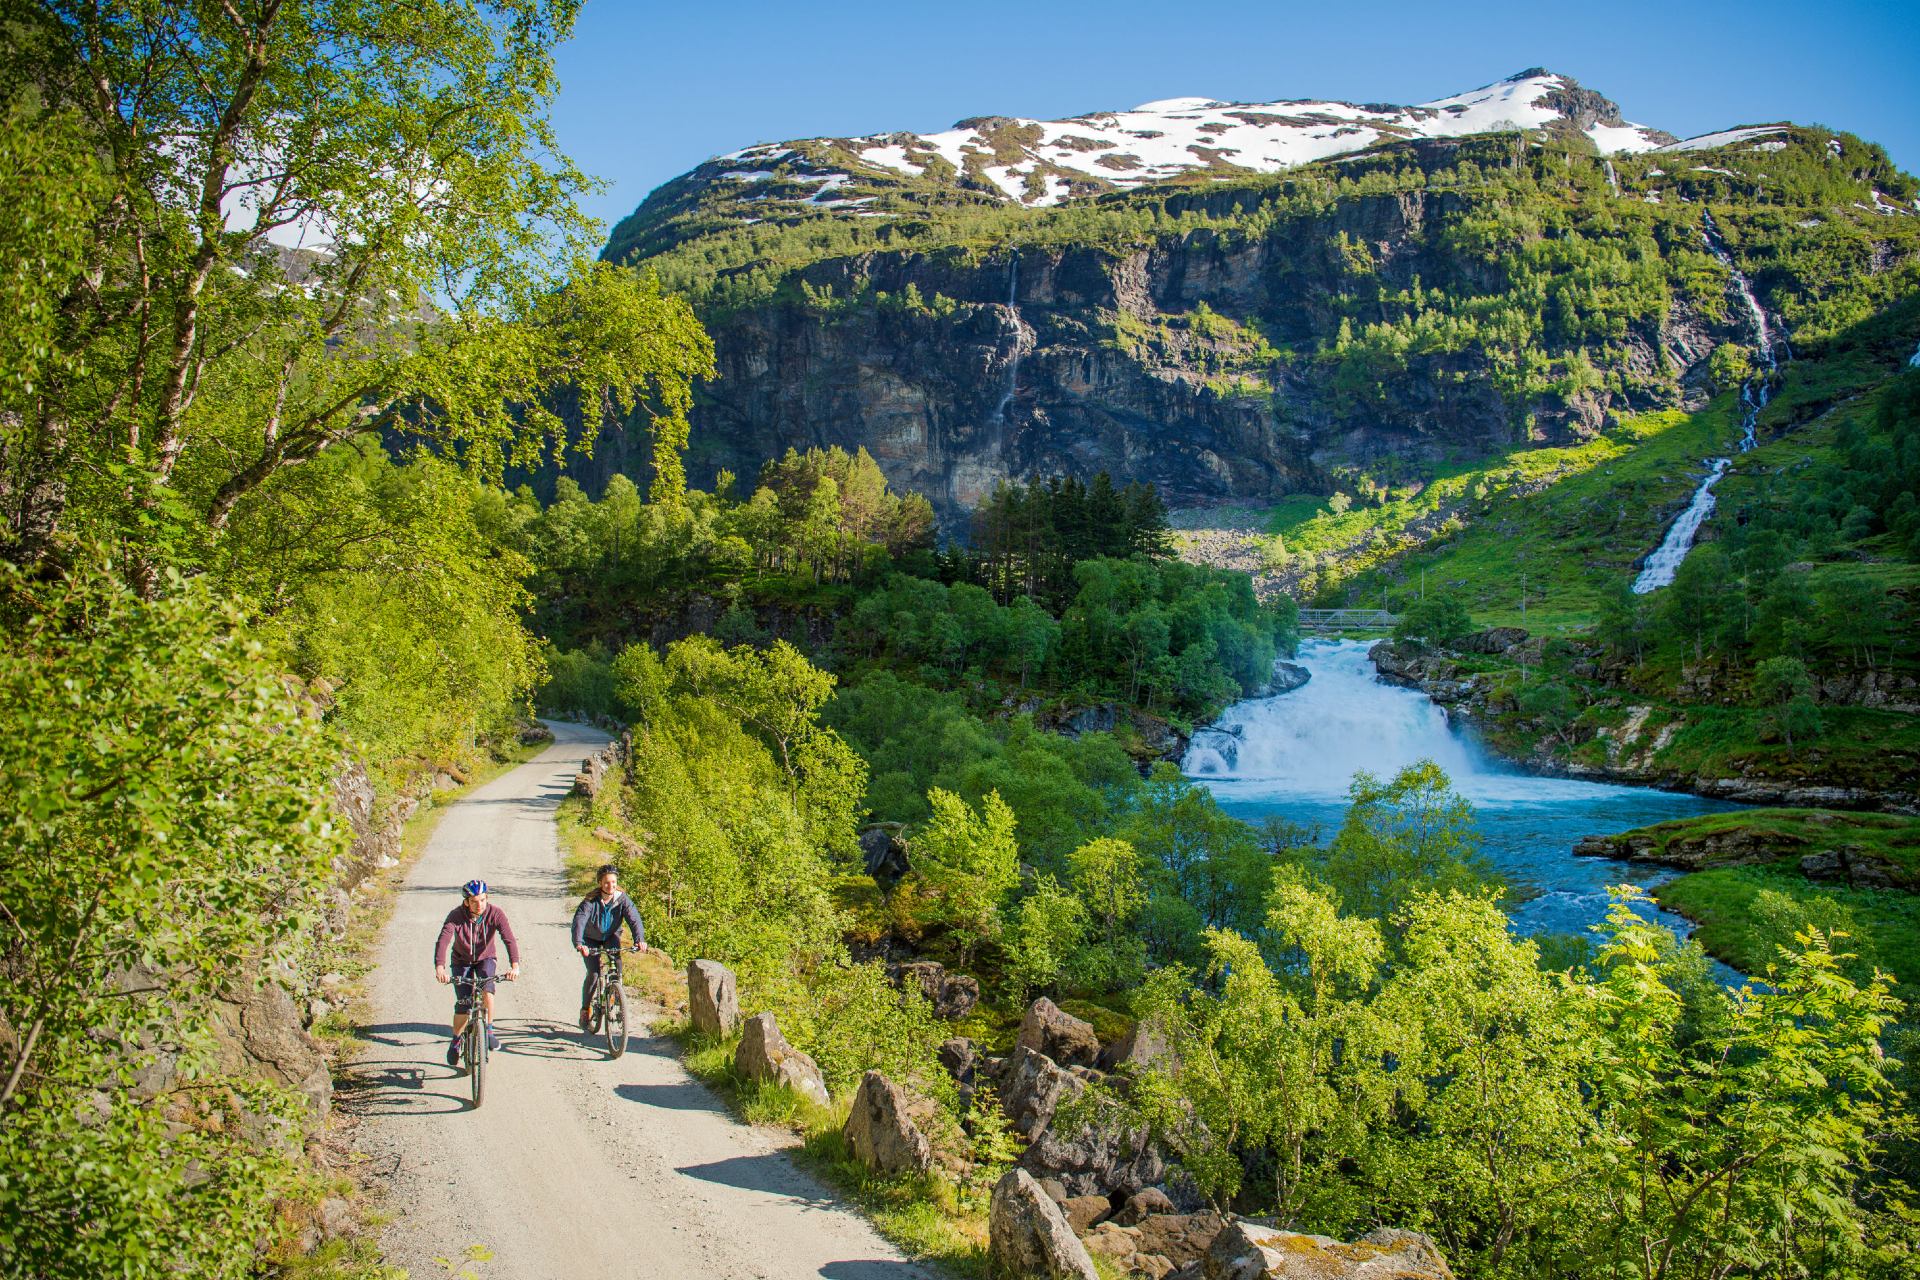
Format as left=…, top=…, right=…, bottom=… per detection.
left=462, top=878, right=489, bottom=898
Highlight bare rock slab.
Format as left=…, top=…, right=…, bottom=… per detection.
left=989, top=1168, right=1101, bottom=1280
left=734, top=1012, right=829, bottom=1107
left=842, top=1070, right=932, bottom=1176
left=687, top=959, right=740, bottom=1039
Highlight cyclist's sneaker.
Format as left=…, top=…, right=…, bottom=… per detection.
left=446, top=1037, right=462, bottom=1067
left=486, top=1029, right=502, bottom=1052
left=579, top=1008, right=592, bottom=1031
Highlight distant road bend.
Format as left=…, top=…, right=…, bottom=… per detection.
left=350, top=720, right=936, bottom=1280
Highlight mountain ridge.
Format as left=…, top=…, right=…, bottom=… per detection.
left=601, top=69, right=1855, bottom=264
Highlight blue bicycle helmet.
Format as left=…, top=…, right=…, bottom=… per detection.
left=462, top=878, right=489, bottom=898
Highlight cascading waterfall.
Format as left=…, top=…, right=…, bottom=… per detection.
left=1183, top=640, right=1482, bottom=796
left=1603, top=159, right=1620, bottom=196
left=1631, top=213, right=1786, bottom=594
left=990, top=253, right=1026, bottom=432
left=1182, top=639, right=1749, bottom=965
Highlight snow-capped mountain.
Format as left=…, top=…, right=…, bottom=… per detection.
left=726, top=69, right=1672, bottom=210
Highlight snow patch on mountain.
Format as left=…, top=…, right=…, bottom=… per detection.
left=1658, top=126, right=1787, bottom=153
left=662, top=70, right=1832, bottom=232
left=827, top=71, right=1668, bottom=207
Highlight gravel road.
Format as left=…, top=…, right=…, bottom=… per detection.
left=350, top=720, right=939, bottom=1280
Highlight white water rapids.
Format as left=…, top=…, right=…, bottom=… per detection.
left=1184, top=640, right=1746, bottom=959
left=1631, top=213, right=1784, bottom=594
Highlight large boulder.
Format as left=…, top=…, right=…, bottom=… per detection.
left=687, top=959, right=740, bottom=1039
left=1099, top=1016, right=1176, bottom=1076
left=842, top=1071, right=932, bottom=1176
left=989, top=1168, right=1101, bottom=1280
left=733, top=1013, right=829, bottom=1107
left=1000, top=1045, right=1086, bottom=1140
left=1203, top=1221, right=1454, bottom=1280
left=1266, top=660, right=1312, bottom=695
left=1018, top=997, right=1100, bottom=1068
left=889, top=958, right=981, bottom=1020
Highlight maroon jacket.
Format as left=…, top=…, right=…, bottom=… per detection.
left=434, top=902, right=521, bottom=968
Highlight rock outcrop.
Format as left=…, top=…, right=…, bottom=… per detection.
left=843, top=1070, right=932, bottom=1176
left=687, top=959, right=741, bottom=1038
left=989, top=1168, right=1102, bottom=1280
left=1202, top=1221, right=1455, bottom=1280
left=733, top=1012, right=830, bottom=1107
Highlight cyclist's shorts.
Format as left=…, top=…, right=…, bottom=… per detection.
left=452, top=959, right=497, bottom=1014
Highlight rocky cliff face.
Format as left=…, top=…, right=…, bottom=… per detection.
left=671, top=192, right=1718, bottom=523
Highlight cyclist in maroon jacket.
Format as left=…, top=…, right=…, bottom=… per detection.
left=433, top=879, right=521, bottom=1067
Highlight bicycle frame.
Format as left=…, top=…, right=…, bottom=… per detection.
left=453, top=968, right=514, bottom=1107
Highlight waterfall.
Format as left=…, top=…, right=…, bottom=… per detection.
left=1702, top=211, right=1774, bottom=361
left=1183, top=640, right=1484, bottom=797
left=1631, top=214, right=1787, bottom=594
left=990, top=254, right=1026, bottom=431
left=1603, top=159, right=1619, bottom=196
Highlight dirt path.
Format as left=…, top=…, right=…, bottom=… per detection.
left=349, top=721, right=938, bottom=1280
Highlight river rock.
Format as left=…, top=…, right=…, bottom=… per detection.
left=1203, top=1221, right=1454, bottom=1280
left=1266, top=660, right=1311, bottom=695
left=1367, top=640, right=1452, bottom=688
left=843, top=1070, right=932, bottom=1176
left=989, top=1168, right=1101, bottom=1280
left=889, top=958, right=981, bottom=1020
left=686, top=959, right=740, bottom=1038
left=1000, top=1045, right=1086, bottom=1140
left=734, top=1013, right=829, bottom=1107
left=1019, top=997, right=1100, bottom=1068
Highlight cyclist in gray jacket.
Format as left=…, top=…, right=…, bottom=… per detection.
left=571, top=863, right=651, bottom=1029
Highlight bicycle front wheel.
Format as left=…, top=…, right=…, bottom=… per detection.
left=604, top=982, right=628, bottom=1059
left=469, top=1017, right=486, bottom=1108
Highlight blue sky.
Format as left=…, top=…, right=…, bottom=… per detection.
left=552, top=0, right=1920, bottom=238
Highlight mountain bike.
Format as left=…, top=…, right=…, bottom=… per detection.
left=583, top=945, right=635, bottom=1059
left=455, top=967, right=515, bottom=1108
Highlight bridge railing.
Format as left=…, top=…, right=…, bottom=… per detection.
left=1298, top=608, right=1398, bottom=630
